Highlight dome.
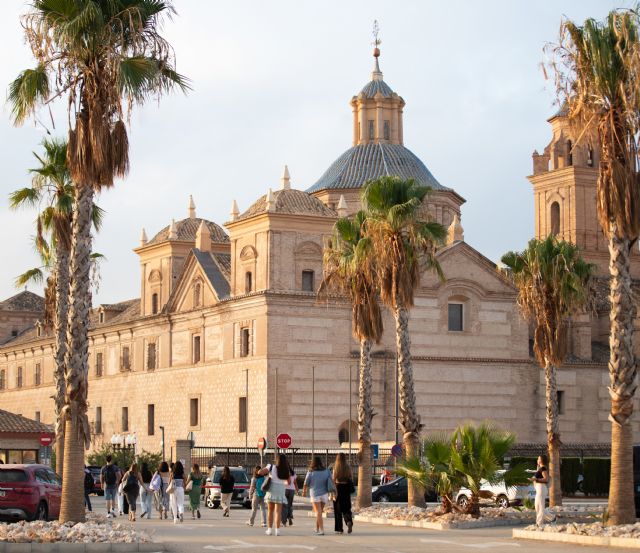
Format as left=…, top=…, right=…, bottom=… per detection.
left=306, top=143, right=450, bottom=193
left=148, top=217, right=229, bottom=245
left=235, top=188, right=337, bottom=222
left=360, top=79, right=394, bottom=98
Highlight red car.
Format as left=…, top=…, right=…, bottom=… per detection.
left=0, top=464, right=62, bottom=521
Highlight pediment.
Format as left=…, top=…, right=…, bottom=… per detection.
left=295, top=240, right=323, bottom=257
left=165, top=252, right=224, bottom=313
left=240, top=245, right=258, bottom=261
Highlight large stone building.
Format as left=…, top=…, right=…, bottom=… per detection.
left=1, top=50, right=637, bottom=457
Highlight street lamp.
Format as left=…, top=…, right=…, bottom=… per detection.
left=159, top=426, right=165, bottom=461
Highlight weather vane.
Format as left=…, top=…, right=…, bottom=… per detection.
left=372, top=20, right=381, bottom=58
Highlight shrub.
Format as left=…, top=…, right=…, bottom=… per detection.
left=560, top=457, right=582, bottom=494
left=583, top=458, right=610, bottom=496
left=86, top=443, right=161, bottom=471
left=509, top=457, right=537, bottom=471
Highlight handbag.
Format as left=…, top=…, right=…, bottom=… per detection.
left=185, top=480, right=193, bottom=492
left=166, top=479, right=175, bottom=495
left=261, top=476, right=272, bottom=492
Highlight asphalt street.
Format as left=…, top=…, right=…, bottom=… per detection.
left=86, top=496, right=610, bottom=553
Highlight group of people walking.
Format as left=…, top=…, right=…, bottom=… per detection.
left=99, top=455, right=205, bottom=523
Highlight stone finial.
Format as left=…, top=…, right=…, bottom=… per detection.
left=447, top=213, right=464, bottom=245
left=266, top=188, right=276, bottom=212
left=281, top=165, right=291, bottom=190
left=168, top=219, right=178, bottom=240
left=140, top=227, right=148, bottom=246
left=195, top=220, right=211, bottom=251
left=230, top=199, right=239, bottom=222
left=188, top=195, right=196, bottom=219
left=337, top=195, right=348, bottom=218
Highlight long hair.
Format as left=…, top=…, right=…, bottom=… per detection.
left=173, top=461, right=184, bottom=479
left=275, top=453, right=289, bottom=480
left=222, top=466, right=231, bottom=480
left=333, top=453, right=352, bottom=482
left=310, top=456, right=324, bottom=471
left=191, top=463, right=201, bottom=478
left=141, top=462, right=152, bottom=483
left=539, top=454, right=548, bottom=466
left=129, top=462, right=138, bottom=475
left=253, top=465, right=261, bottom=478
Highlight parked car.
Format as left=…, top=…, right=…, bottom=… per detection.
left=204, top=466, right=251, bottom=509
left=455, top=470, right=535, bottom=509
left=0, top=464, right=62, bottom=521
left=87, top=465, right=103, bottom=495
left=371, top=476, right=438, bottom=503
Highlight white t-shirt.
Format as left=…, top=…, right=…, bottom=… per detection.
left=268, top=464, right=289, bottom=486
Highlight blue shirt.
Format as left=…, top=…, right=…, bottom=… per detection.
left=304, top=469, right=330, bottom=496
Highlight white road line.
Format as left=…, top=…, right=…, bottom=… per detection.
left=420, top=538, right=521, bottom=549
left=203, top=540, right=317, bottom=551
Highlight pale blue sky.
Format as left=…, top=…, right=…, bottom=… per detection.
left=0, top=0, right=624, bottom=304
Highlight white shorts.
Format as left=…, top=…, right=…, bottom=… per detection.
left=311, top=494, right=328, bottom=504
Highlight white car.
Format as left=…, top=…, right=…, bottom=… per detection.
left=455, top=470, right=535, bottom=509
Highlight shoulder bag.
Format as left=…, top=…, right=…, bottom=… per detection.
left=261, top=465, right=272, bottom=492
left=166, top=478, right=176, bottom=495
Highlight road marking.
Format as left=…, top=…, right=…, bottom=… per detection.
left=204, top=540, right=317, bottom=551
left=420, top=539, right=521, bottom=549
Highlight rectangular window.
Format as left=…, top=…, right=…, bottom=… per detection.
left=245, top=272, right=253, bottom=293
left=17, top=367, right=23, bottom=388
left=193, top=335, right=201, bottom=363
left=34, top=363, right=41, bottom=386
left=448, top=303, right=463, bottom=332
left=96, top=406, right=102, bottom=435
left=0, top=370, right=5, bottom=390
left=121, top=346, right=130, bottom=371
left=302, top=270, right=315, bottom=292
left=384, top=120, right=390, bottom=140
left=148, top=404, right=155, bottom=436
left=35, top=411, right=40, bottom=423
left=557, top=390, right=565, bottom=415
left=368, top=119, right=375, bottom=140
left=122, top=406, right=129, bottom=432
left=190, top=398, right=199, bottom=427
left=239, top=396, right=247, bottom=433
left=240, top=328, right=250, bottom=357
left=147, top=343, right=156, bottom=371
left=96, top=352, right=103, bottom=377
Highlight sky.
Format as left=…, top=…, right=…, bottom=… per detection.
left=0, top=0, right=624, bottom=305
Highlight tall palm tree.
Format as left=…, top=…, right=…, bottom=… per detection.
left=362, top=176, right=446, bottom=507
left=10, top=137, right=105, bottom=479
left=552, top=9, right=640, bottom=524
left=9, top=0, right=189, bottom=522
left=321, top=210, right=383, bottom=509
left=501, top=236, right=593, bottom=507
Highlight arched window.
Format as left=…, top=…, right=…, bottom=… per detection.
left=245, top=271, right=253, bottom=293
left=587, top=148, right=594, bottom=167
left=567, top=140, right=573, bottom=166
left=302, top=270, right=315, bottom=292
left=193, top=282, right=201, bottom=308
left=338, top=420, right=357, bottom=445
left=98, top=311, right=104, bottom=324
left=151, top=293, right=159, bottom=315
left=338, top=428, right=349, bottom=444
left=550, top=202, right=560, bottom=235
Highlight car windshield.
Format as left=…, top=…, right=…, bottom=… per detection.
left=0, top=469, right=28, bottom=483
left=212, top=469, right=249, bottom=484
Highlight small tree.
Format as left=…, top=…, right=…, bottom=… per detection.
left=502, top=236, right=593, bottom=506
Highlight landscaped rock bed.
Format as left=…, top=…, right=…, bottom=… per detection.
left=522, top=521, right=640, bottom=539
left=0, top=513, right=152, bottom=544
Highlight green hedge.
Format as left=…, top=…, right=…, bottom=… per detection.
left=560, top=457, right=582, bottom=494
left=583, top=458, right=610, bottom=496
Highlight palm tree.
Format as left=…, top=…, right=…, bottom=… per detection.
left=10, top=137, right=105, bottom=479
left=551, top=9, right=640, bottom=524
left=362, top=176, right=446, bottom=507
left=321, top=211, right=383, bottom=509
left=501, top=236, right=593, bottom=507
left=9, top=0, right=189, bottom=522
left=449, top=423, right=531, bottom=518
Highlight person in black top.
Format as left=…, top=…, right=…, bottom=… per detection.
left=531, top=454, right=555, bottom=526
left=219, top=466, right=235, bottom=518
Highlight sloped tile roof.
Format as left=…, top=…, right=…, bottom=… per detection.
left=236, top=189, right=337, bottom=222
left=148, top=218, right=229, bottom=246
left=193, top=250, right=230, bottom=299
left=0, top=409, right=53, bottom=434
left=360, top=79, right=394, bottom=98
left=0, top=291, right=44, bottom=313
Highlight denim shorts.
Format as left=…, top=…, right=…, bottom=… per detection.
left=104, top=486, right=117, bottom=501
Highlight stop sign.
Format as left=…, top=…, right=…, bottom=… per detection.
left=39, top=433, right=54, bottom=447
left=257, top=437, right=267, bottom=451
left=276, top=433, right=292, bottom=449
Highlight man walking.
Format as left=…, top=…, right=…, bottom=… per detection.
left=100, top=455, right=120, bottom=518
left=84, top=465, right=94, bottom=512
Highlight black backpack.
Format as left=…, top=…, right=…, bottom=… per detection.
left=103, top=464, right=117, bottom=486
left=84, top=471, right=94, bottom=491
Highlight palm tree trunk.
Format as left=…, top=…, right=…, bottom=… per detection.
left=393, top=303, right=425, bottom=508
left=544, top=358, right=562, bottom=507
left=53, top=245, right=70, bottom=477
left=606, top=230, right=637, bottom=526
left=356, top=338, right=373, bottom=509
left=467, top=493, right=481, bottom=518
left=59, top=183, right=93, bottom=523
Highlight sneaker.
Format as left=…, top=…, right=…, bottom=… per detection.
left=265, top=528, right=272, bottom=536
left=246, top=521, right=253, bottom=526
left=275, top=528, right=281, bottom=536
left=141, top=511, right=146, bottom=519
left=174, top=519, right=178, bottom=525
left=261, top=523, right=267, bottom=527
left=335, top=531, right=343, bottom=534
left=288, top=518, right=293, bottom=526
left=106, top=513, right=113, bottom=519
left=315, top=530, right=324, bottom=535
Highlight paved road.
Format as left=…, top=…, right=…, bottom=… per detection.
left=89, top=496, right=608, bottom=553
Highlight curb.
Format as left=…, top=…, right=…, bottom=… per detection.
left=354, top=515, right=532, bottom=531
left=512, top=529, right=640, bottom=549
left=0, top=543, right=165, bottom=553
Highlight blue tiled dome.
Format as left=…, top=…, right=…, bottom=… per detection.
left=306, top=143, right=449, bottom=193
left=360, top=79, right=394, bottom=98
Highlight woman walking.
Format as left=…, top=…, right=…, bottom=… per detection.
left=246, top=465, right=267, bottom=527
left=154, top=461, right=171, bottom=520
left=121, top=462, right=144, bottom=522
left=303, top=456, right=333, bottom=536
left=219, top=466, right=235, bottom=517
left=332, top=453, right=354, bottom=534
left=140, top=463, right=153, bottom=519
left=532, top=454, right=556, bottom=527
left=259, top=453, right=291, bottom=536
left=185, top=463, right=205, bottom=519
left=283, top=460, right=297, bottom=526
left=169, top=461, right=186, bottom=524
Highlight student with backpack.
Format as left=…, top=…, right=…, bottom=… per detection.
left=121, top=462, right=144, bottom=521
left=84, top=466, right=94, bottom=512
left=246, top=465, right=267, bottom=527
left=100, top=455, right=120, bottom=518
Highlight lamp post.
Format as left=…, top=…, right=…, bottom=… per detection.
left=159, top=426, right=165, bottom=461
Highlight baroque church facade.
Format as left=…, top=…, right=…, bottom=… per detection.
left=1, top=51, right=637, bottom=457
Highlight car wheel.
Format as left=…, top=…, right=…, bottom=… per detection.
left=212, top=502, right=220, bottom=509
left=205, top=495, right=215, bottom=509
left=377, top=494, right=390, bottom=503
left=34, top=501, right=48, bottom=521
left=496, top=495, right=509, bottom=509
left=457, top=495, right=469, bottom=508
